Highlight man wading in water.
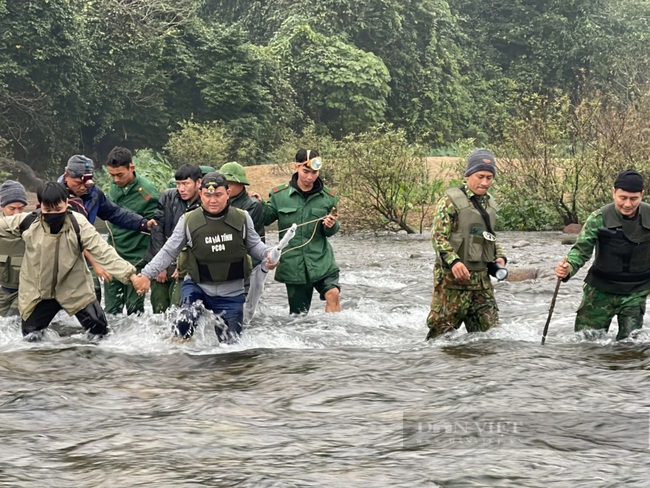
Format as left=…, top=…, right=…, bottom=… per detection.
left=556, top=169, right=650, bottom=340
left=0, top=182, right=138, bottom=340
left=262, top=149, right=341, bottom=315
left=427, top=149, right=508, bottom=339
left=131, top=172, right=276, bottom=343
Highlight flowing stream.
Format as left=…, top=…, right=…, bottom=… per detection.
left=1, top=231, right=649, bottom=487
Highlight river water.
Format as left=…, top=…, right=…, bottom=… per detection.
left=1, top=231, right=649, bottom=487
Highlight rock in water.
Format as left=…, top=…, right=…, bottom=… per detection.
left=563, top=223, right=582, bottom=234
left=505, top=268, right=538, bottom=281
left=561, top=236, right=577, bottom=245
left=511, top=241, right=531, bottom=249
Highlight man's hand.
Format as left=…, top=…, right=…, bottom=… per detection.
left=249, top=191, right=263, bottom=202
left=171, top=269, right=179, bottom=280
left=84, top=250, right=113, bottom=282
left=555, top=261, right=571, bottom=279
left=146, top=219, right=158, bottom=230
left=266, top=252, right=279, bottom=270
left=451, top=261, right=471, bottom=282
left=94, top=263, right=113, bottom=283
left=131, top=274, right=151, bottom=295
left=155, top=269, right=168, bottom=283
left=322, top=210, right=338, bottom=229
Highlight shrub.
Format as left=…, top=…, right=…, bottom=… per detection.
left=164, top=120, right=233, bottom=169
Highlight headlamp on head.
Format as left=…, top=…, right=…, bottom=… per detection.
left=67, top=169, right=95, bottom=187
left=305, top=157, right=322, bottom=171
left=204, top=183, right=218, bottom=195
left=303, top=149, right=322, bottom=171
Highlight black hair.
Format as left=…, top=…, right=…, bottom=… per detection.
left=37, top=182, right=68, bottom=208
left=175, top=164, right=202, bottom=182
left=295, top=149, right=319, bottom=163
left=106, top=146, right=133, bottom=168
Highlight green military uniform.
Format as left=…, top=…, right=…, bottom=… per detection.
left=106, top=174, right=159, bottom=314
left=263, top=175, right=340, bottom=314
left=563, top=203, right=650, bottom=339
left=0, top=238, right=23, bottom=317
left=427, top=185, right=506, bottom=339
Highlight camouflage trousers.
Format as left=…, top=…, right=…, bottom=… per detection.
left=575, top=283, right=649, bottom=340
left=426, top=282, right=499, bottom=340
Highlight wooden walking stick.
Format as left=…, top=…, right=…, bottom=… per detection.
left=541, top=257, right=567, bottom=345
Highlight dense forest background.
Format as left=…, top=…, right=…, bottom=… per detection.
left=2, top=0, right=650, bottom=229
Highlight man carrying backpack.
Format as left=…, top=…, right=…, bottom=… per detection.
left=0, top=182, right=139, bottom=340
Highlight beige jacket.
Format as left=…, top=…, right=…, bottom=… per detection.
left=0, top=211, right=136, bottom=320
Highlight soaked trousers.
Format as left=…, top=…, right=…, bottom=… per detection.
left=575, top=284, right=648, bottom=340
left=22, top=299, right=109, bottom=338
left=0, top=286, right=19, bottom=317
left=426, top=282, right=499, bottom=340
left=104, top=265, right=145, bottom=315
left=285, top=271, right=340, bottom=315
left=175, top=279, right=245, bottom=342
left=150, top=278, right=182, bottom=314
left=90, top=268, right=102, bottom=304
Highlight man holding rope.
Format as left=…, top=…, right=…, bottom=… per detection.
left=555, top=169, right=650, bottom=340
left=263, top=149, right=341, bottom=315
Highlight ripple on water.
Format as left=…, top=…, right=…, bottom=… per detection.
left=1, top=231, right=650, bottom=486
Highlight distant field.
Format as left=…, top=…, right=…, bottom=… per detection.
left=23, top=157, right=462, bottom=213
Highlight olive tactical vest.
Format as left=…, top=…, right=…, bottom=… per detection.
left=185, top=207, right=251, bottom=284
left=0, top=238, right=25, bottom=289
left=586, top=202, right=650, bottom=294
left=438, top=187, right=497, bottom=271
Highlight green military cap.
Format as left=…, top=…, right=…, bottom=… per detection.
left=199, top=165, right=216, bottom=177
left=219, top=162, right=250, bottom=185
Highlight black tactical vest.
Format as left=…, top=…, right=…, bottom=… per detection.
left=586, top=202, right=650, bottom=294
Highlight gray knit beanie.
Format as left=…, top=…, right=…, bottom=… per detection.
left=66, top=155, right=94, bottom=175
left=0, top=180, right=28, bottom=207
left=464, top=149, right=497, bottom=177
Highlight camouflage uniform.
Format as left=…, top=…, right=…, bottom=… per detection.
left=427, top=186, right=506, bottom=339
left=563, top=207, right=650, bottom=339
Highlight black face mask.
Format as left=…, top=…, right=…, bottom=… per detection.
left=43, top=212, right=67, bottom=234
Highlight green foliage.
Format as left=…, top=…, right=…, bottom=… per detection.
left=429, top=145, right=463, bottom=158
left=2, top=0, right=650, bottom=208
left=131, top=149, right=176, bottom=193
left=495, top=86, right=650, bottom=228
left=334, top=126, right=435, bottom=233
left=272, top=23, right=390, bottom=137
left=495, top=192, right=563, bottom=231
left=164, top=120, right=233, bottom=169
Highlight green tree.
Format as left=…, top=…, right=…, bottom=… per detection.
left=164, top=120, right=233, bottom=168
left=335, top=126, right=436, bottom=234
left=272, top=22, right=390, bottom=137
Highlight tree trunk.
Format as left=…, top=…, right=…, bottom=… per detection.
left=0, top=158, right=44, bottom=191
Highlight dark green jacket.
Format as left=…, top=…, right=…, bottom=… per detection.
left=108, top=173, right=159, bottom=265
left=263, top=175, right=339, bottom=284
